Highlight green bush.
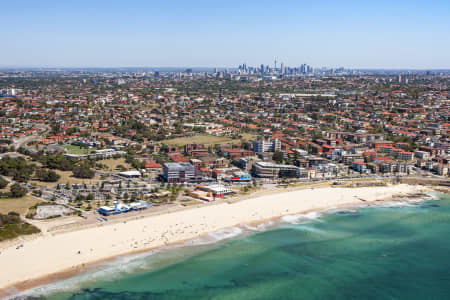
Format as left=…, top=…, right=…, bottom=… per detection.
left=0, top=176, right=8, bottom=189
left=9, top=183, right=27, bottom=198
left=0, top=156, right=35, bottom=182
left=72, top=163, right=95, bottom=179
left=35, top=168, right=61, bottom=182
left=0, top=212, right=40, bottom=242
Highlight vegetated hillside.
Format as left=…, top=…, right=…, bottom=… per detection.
left=0, top=212, right=40, bottom=242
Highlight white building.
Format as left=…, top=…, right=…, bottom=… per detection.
left=252, top=138, right=281, bottom=153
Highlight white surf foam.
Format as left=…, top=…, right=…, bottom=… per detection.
left=11, top=247, right=171, bottom=299
left=185, top=226, right=244, bottom=246
left=243, top=221, right=275, bottom=232
left=281, top=211, right=322, bottom=224
left=379, top=201, right=416, bottom=208
left=428, top=191, right=445, bottom=201
left=206, top=227, right=244, bottom=242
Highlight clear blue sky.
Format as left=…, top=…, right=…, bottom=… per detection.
left=2, top=0, right=450, bottom=69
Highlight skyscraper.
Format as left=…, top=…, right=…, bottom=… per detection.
left=300, top=64, right=306, bottom=74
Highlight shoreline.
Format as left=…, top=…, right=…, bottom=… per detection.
left=0, top=184, right=431, bottom=298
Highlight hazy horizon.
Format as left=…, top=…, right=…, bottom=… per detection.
left=2, top=0, right=450, bottom=69
left=1, top=66, right=450, bottom=72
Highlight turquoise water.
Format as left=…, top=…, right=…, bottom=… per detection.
left=28, top=193, right=450, bottom=300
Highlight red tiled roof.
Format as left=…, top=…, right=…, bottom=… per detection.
left=373, top=157, right=394, bottom=162
left=145, top=163, right=162, bottom=168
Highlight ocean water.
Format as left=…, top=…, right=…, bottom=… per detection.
left=24, top=192, right=450, bottom=300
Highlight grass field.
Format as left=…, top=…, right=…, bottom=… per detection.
left=0, top=195, right=41, bottom=215
left=30, top=170, right=102, bottom=187
left=63, top=145, right=93, bottom=155
left=98, top=158, right=131, bottom=171
left=162, top=133, right=256, bottom=146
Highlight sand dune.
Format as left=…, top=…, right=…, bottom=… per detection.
left=0, top=184, right=422, bottom=295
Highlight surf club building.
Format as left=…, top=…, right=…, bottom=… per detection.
left=187, top=184, right=234, bottom=202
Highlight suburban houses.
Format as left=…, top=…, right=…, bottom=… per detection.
left=0, top=68, right=448, bottom=217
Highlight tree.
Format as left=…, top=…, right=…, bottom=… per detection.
left=0, top=156, right=35, bottom=182
left=50, top=122, right=61, bottom=135
left=65, top=127, right=77, bottom=135
left=0, top=176, right=8, bottom=189
left=9, top=183, right=27, bottom=198
left=312, top=131, right=323, bottom=140
left=272, top=151, right=284, bottom=164
left=72, top=163, right=95, bottom=179
left=131, top=193, right=137, bottom=202
left=35, top=168, right=61, bottom=182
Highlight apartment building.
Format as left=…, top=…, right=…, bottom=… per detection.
left=163, top=162, right=196, bottom=183
left=252, top=138, right=281, bottom=153
left=252, top=161, right=303, bottom=178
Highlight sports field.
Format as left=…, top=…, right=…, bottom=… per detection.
left=63, top=145, right=93, bottom=155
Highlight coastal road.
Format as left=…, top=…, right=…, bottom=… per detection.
left=12, top=124, right=49, bottom=149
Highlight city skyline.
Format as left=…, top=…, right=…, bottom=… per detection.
left=1, top=0, right=450, bottom=69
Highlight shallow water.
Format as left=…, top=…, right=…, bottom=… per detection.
left=24, top=192, right=450, bottom=300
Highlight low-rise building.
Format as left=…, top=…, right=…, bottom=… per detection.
left=253, top=161, right=302, bottom=178
left=414, top=150, right=431, bottom=160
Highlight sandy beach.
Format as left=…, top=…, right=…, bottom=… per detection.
left=0, top=184, right=425, bottom=296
